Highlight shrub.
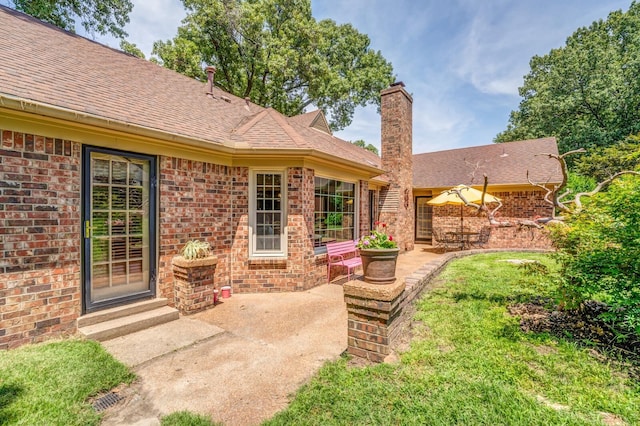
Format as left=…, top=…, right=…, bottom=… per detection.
left=548, top=175, right=640, bottom=335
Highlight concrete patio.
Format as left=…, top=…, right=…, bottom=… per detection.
left=100, top=245, right=444, bottom=425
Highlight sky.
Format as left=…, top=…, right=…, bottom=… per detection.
left=18, top=0, right=634, bottom=154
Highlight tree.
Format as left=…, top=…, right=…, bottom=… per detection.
left=120, top=40, right=145, bottom=59
left=526, top=149, right=639, bottom=222
left=151, top=0, right=394, bottom=131
left=4, top=0, right=133, bottom=38
left=495, top=2, right=640, bottom=154
left=351, top=139, right=379, bottom=155
left=151, top=37, right=204, bottom=79
left=574, top=134, right=640, bottom=181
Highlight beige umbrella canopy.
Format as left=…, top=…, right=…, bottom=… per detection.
left=428, top=184, right=501, bottom=232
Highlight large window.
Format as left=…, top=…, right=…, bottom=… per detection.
left=314, top=177, right=356, bottom=249
left=250, top=171, right=286, bottom=257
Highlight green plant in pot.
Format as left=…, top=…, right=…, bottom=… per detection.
left=172, top=239, right=218, bottom=315
left=356, top=222, right=400, bottom=285
left=180, top=240, right=211, bottom=260
left=172, top=239, right=217, bottom=269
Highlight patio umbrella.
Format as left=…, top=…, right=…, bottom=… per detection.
left=427, top=184, right=501, bottom=233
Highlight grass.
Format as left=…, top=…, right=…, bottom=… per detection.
left=161, top=411, right=219, bottom=426
left=265, top=252, right=640, bottom=425
left=0, top=339, right=134, bottom=425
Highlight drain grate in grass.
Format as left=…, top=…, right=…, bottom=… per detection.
left=92, top=392, right=123, bottom=412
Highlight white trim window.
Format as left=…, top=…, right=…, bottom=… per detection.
left=314, top=177, right=357, bottom=250
left=249, top=170, right=287, bottom=257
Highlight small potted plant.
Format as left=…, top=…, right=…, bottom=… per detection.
left=180, top=240, right=212, bottom=261
left=172, top=240, right=218, bottom=314
left=356, top=222, right=400, bottom=284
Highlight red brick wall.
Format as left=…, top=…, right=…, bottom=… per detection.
left=159, top=162, right=326, bottom=297
left=158, top=157, right=234, bottom=304
left=0, top=130, right=81, bottom=349
left=230, top=167, right=324, bottom=292
left=431, top=189, right=555, bottom=249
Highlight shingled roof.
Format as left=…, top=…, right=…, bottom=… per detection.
left=413, top=137, right=563, bottom=188
left=0, top=6, right=381, bottom=172
left=290, top=110, right=333, bottom=135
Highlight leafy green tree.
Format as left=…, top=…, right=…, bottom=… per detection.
left=120, top=40, right=145, bottom=59
left=4, top=0, right=132, bottom=38
left=151, top=37, right=204, bottom=80
left=351, top=139, right=379, bottom=155
left=548, top=175, right=640, bottom=335
left=574, top=134, right=640, bottom=181
left=151, top=0, right=394, bottom=130
left=496, top=2, right=640, bottom=154
left=565, top=172, right=596, bottom=196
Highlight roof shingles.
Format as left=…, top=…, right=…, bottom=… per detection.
left=413, top=138, right=563, bottom=188
left=0, top=6, right=379, bottom=170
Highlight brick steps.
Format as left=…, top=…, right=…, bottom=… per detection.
left=77, top=299, right=179, bottom=341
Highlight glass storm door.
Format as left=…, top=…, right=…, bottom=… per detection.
left=415, top=196, right=433, bottom=242
left=83, top=147, right=156, bottom=312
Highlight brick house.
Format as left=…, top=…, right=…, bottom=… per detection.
left=413, top=137, right=564, bottom=249
left=0, top=6, right=560, bottom=349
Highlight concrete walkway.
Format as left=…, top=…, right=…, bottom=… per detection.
left=100, top=246, right=443, bottom=426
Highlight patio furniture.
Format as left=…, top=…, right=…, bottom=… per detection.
left=468, top=226, right=492, bottom=248
left=326, top=240, right=362, bottom=282
left=433, top=229, right=463, bottom=251
left=455, top=230, right=480, bottom=249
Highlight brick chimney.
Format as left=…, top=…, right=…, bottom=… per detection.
left=379, top=82, right=414, bottom=251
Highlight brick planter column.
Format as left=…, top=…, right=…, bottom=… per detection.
left=343, top=279, right=406, bottom=363
left=172, top=256, right=218, bottom=314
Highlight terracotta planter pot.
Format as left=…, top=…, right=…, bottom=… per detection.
left=359, top=248, right=400, bottom=285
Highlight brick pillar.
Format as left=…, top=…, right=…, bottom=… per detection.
left=380, top=82, right=414, bottom=251
left=172, top=256, right=218, bottom=314
left=343, top=279, right=406, bottom=362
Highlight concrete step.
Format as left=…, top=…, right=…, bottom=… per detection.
left=78, top=305, right=180, bottom=342
left=77, top=298, right=170, bottom=328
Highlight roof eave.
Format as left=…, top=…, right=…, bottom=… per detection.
left=231, top=147, right=384, bottom=177
left=0, top=93, right=238, bottom=154
left=1, top=94, right=386, bottom=176
left=413, top=181, right=563, bottom=191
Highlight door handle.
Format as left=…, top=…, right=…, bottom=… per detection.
left=84, top=220, right=92, bottom=238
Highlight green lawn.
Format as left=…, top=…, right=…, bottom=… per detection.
left=265, top=252, right=640, bottom=425
left=0, top=339, right=134, bottom=425
left=2, top=253, right=638, bottom=425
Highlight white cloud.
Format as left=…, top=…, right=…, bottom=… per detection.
left=451, top=0, right=631, bottom=97
left=125, top=0, right=186, bottom=57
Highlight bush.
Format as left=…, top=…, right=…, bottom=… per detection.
left=548, top=175, right=640, bottom=336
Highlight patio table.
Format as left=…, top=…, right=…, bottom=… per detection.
left=451, top=231, right=479, bottom=250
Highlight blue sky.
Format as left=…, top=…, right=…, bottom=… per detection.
left=11, top=0, right=632, bottom=154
